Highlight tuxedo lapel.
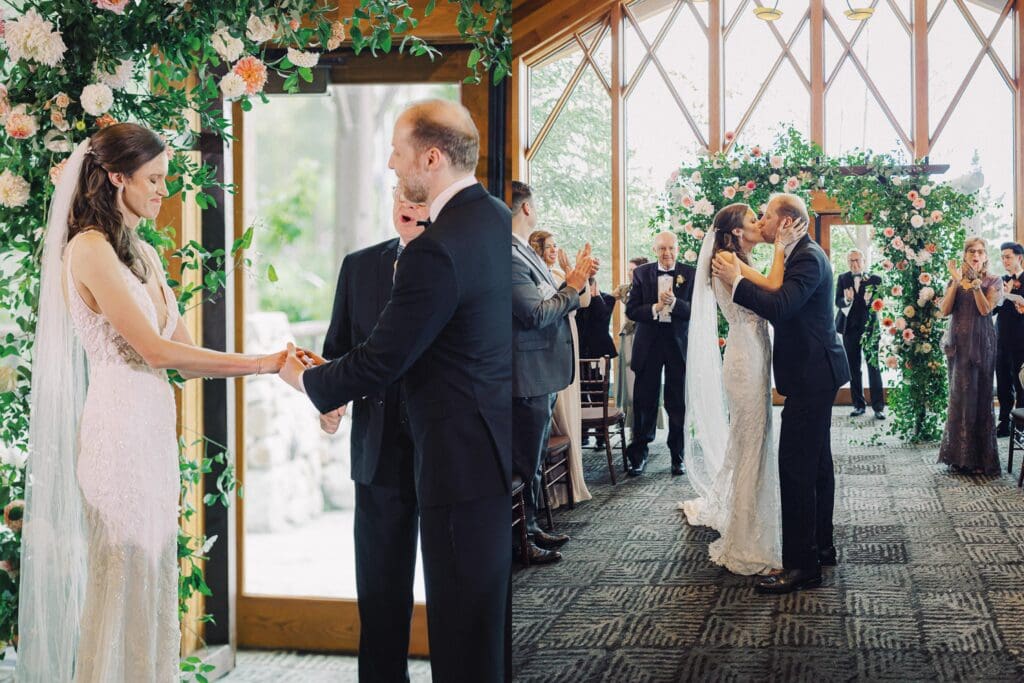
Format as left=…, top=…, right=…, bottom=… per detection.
left=377, top=238, right=399, bottom=314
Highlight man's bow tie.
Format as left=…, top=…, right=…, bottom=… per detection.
left=416, top=219, right=432, bottom=228
left=658, top=269, right=674, bottom=276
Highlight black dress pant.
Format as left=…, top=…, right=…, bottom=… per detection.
left=420, top=493, right=511, bottom=683
left=511, top=393, right=556, bottom=534
left=629, top=328, right=685, bottom=467
left=843, top=329, right=884, bottom=411
left=778, top=390, right=837, bottom=570
left=996, top=342, right=1024, bottom=423
left=354, top=427, right=418, bottom=682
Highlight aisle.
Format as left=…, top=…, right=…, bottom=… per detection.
left=512, top=414, right=1024, bottom=681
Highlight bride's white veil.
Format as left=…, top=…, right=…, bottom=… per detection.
left=683, top=230, right=730, bottom=520
left=17, top=139, right=91, bottom=681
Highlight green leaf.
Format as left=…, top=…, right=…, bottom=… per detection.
left=298, top=67, right=313, bottom=83
left=267, top=264, right=278, bottom=282
left=467, top=48, right=481, bottom=69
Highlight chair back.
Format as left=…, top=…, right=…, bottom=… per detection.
left=579, top=356, right=612, bottom=415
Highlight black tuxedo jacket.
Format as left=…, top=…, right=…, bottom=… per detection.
left=578, top=291, right=618, bottom=359
left=835, top=270, right=882, bottom=336
left=304, top=184, right=512, bottom=507
left=996, top=273, right=1024, bottom=351
left=322, top=237, right=405, bottom=487
left=734, top=236, right=850, bottom=397
left=626, top=261, right=695, bottom=371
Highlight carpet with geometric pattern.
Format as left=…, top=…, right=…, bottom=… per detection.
left=512, top=414, right=1024, bottom=681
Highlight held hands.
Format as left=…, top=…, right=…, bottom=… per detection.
left=278, top=342, right=325, bottom=393
left=778, top=218, right=809, bottom=247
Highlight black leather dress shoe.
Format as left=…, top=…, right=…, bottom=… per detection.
left=874, top=410, right=886, bottom=420
left=755, top=568, right=822, bottom=594
left=997, top=422, right=1011, bottom=438
left=525, top=543, right=561, bottom=564
left=671, top=463, right=686, bottom=476
left=532, top=529, right=570, bottom=549
left=818, top=546, right=837, bottom=566
left=627, top=456, right=647, bottom=477
left=850, top=408, right=866, bottom=417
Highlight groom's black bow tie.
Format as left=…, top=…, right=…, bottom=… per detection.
left=416, top=219, right=432, bottom=228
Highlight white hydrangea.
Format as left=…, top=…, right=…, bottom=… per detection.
left=5, top=9, right=67, bottom=67
left=693, top=198, right=715, bottom=216
left=0, top=443, right=27, bottom=469
left=287, top=47, right=320, bottom=68
left=80, top=83, right=113, bottom=117
left=690, top=171, right=701, bottom=184
left=212, top=27, right=245, bottom=63
left=0, top=366, right=16, bottom=393
left=43, top=129, right=72, bottom=153
left=246, top=15, right=277, bottom=44
left=94, top=59, right=134, bottom=90
left=0, top=169, right=30, bottom=208
left=919, top=184, right=932, bottom=196
left=218, top=72, right=246, bottom=100
left=683, top=250, right=698, bottom=262
left=768, top=173, right=780, bottom=185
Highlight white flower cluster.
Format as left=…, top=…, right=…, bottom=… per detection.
left=212, top=27, right=244, bottom=63
left=5, top=9, right=67, bottom=67
left=218, top=72, right=246, bottom=100
left=80, top=83, right=114, bottom=117
left=287, top=47, right=320, bottom=68
left=94, top=59, right=135, bottom=90
left=246, top=14, right=277, bottom=44
left=0, top=169, right=30, bottom=208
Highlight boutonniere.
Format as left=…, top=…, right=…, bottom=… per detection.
left=676, top=274, right=685, bottom=287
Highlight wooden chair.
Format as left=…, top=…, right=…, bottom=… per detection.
left=1010, top=408, right=1024, bottom=487
left=512, top=475, right=529, bottom=565
left=579, top=356, right=626, bottom=485
left=539, top=434, right=573, bottom=530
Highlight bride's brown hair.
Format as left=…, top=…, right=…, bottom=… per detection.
left=711, top=203, right=751, bottom=265
left=68, top=122, right=167, bottom=283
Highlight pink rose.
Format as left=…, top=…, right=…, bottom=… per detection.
left=891, top=236, right=904, bottom=250
left=93, top=0, right=130, bottom=13
left=785, top=177, right=799, bottom=191
left=892, top=285, right=903, bottom=296
left=913, top=197, right=926, bottom=210
left=902, top=328, right=915, bottom=342
left=682, top=197, right=694, bottom=208
left=724, top=131, right=735, bottom=144
left=918, top=272, right=932, bottom=285
left=723, top=186, right=736, bottom=199
left=882, top=259, right=894, bottom=271
left=895, top=317, right=907, bottom=330
left=693, top=229, right=705, bottom=240
left=930, top=210, right=943, bottom=223
left=907, top=190, right=919, bottom=201
left=751, top=146, right=762, bottom=157
left=770, top=155, right=783, bottom=169
left=744, top=180, right=756, bottom=191
left=885, top=355, right=899, bottom=368
left=883, top=227, right=895, bottom=238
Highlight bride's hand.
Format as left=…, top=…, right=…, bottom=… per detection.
left=716, top=251, right=735, bottom=265
left=778, top=218, right=808, bottom=247
left=259, top=349, right=289, bottom=374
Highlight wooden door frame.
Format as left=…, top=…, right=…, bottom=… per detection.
left=231, top=46, right=491, bottom=656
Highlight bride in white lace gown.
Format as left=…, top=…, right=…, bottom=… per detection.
left=680, top=204, right=804, bottom=576
left=18, top=124, right=298, bottom=682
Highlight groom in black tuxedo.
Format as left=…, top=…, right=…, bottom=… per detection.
left=835, top=249, right=886, bottom=419
left=625, top=231, right=695, bottom=477
left=319, top=187, right=428, bottom=680
left=714, top=193, right=849, bottom=594
left=280, top=100, right=511, bottom=681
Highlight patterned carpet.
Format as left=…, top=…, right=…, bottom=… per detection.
left=512, top=413, right=1024, bottom=681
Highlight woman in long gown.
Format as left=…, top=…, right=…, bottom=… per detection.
left=528, top=230, right=592, bottom=505
left=613, top=257, right=658, bottom=439
left=937, top=236, right=1002, bottom=475
left=680, top=204, right=804, bottom=575
left=19, top=124, right=303, bottom=682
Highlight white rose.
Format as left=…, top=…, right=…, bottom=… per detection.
left=218, top=72, right=246, bottom=100
left=891, top=176, right=902, bottom=185
left=0, top=445, right=27, bottom=469
left=80, top=83, right=113, bottom=117
left=212, top=28, right=245, bottom=63
left=94, top=59, right=134, bottom=90
left=287, top=48, right=320, bottom=68
left=0, top=169, right=30, bottom=208
left=690, top=171, right=702, bottom=184
left=729, top=159, right=741, bottom=170
left=920, top=184, right=932, bottom=196
left=43, top=129, right=72, bottom=153
left=683, top=250, right=698, bottom=262
left=910, top=214, right=924, bottom=228
left=769, top=155, right=784, bottom=169
left=921, top=342, right=932, bottom=353
left=768, top=173, right=780, bottom=185
left=246, top=15, right=277, bottom=44
left=5, top=9, right=67, bottom=67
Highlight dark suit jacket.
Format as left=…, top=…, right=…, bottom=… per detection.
left=578, top=291, right=618, bottom=359
left=734, top=236, right=850, bottom=397
left=322, top=237, right=405, bottom=487
left=626, top=261, right=695, bottom=371
left=304, top=184, right=512, bottom=507
left=511, top=237, right=579, bottom=398
left=996, top=274, right=1024, bottom=351
left=835, top=270, right=882, bottom=336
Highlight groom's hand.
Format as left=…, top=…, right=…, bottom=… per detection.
left=319, top=406, right=346, bottom=434
left=280, top=342, right=308, bottom=394
left=711, top=252, right=742, bottom=286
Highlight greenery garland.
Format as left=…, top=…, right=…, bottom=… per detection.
left=0, top=0, right=509, bottom=670
left=651, top=127, right=979, bottom=444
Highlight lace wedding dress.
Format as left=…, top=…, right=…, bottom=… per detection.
left=680, top=247, right=782, bottom=575
left=64, top=235, right=181, bottom=682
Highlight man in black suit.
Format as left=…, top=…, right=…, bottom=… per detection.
left=835, top=249, right=886, bottom=419
left=625, top=231, right=696, bottom=477
left=318, top=187, right=428, bottom=681
left=280, top=99, right=511, bottom=682
left=996, top=242, right=1024, bottom=437
left=713, top=193, right=850, bottom=594
left=510, top=181, right=596, bottom=564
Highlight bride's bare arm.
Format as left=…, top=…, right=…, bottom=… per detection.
left=70, top=233, right=284, bottom=378
left=718, top=242, right=787, bottom=292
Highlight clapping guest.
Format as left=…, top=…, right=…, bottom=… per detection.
left=995, top=242, right=1024, bottom=437
left=529, top=230, right=593, bottom=506
left=937, top=236, right=1002, bottom=475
